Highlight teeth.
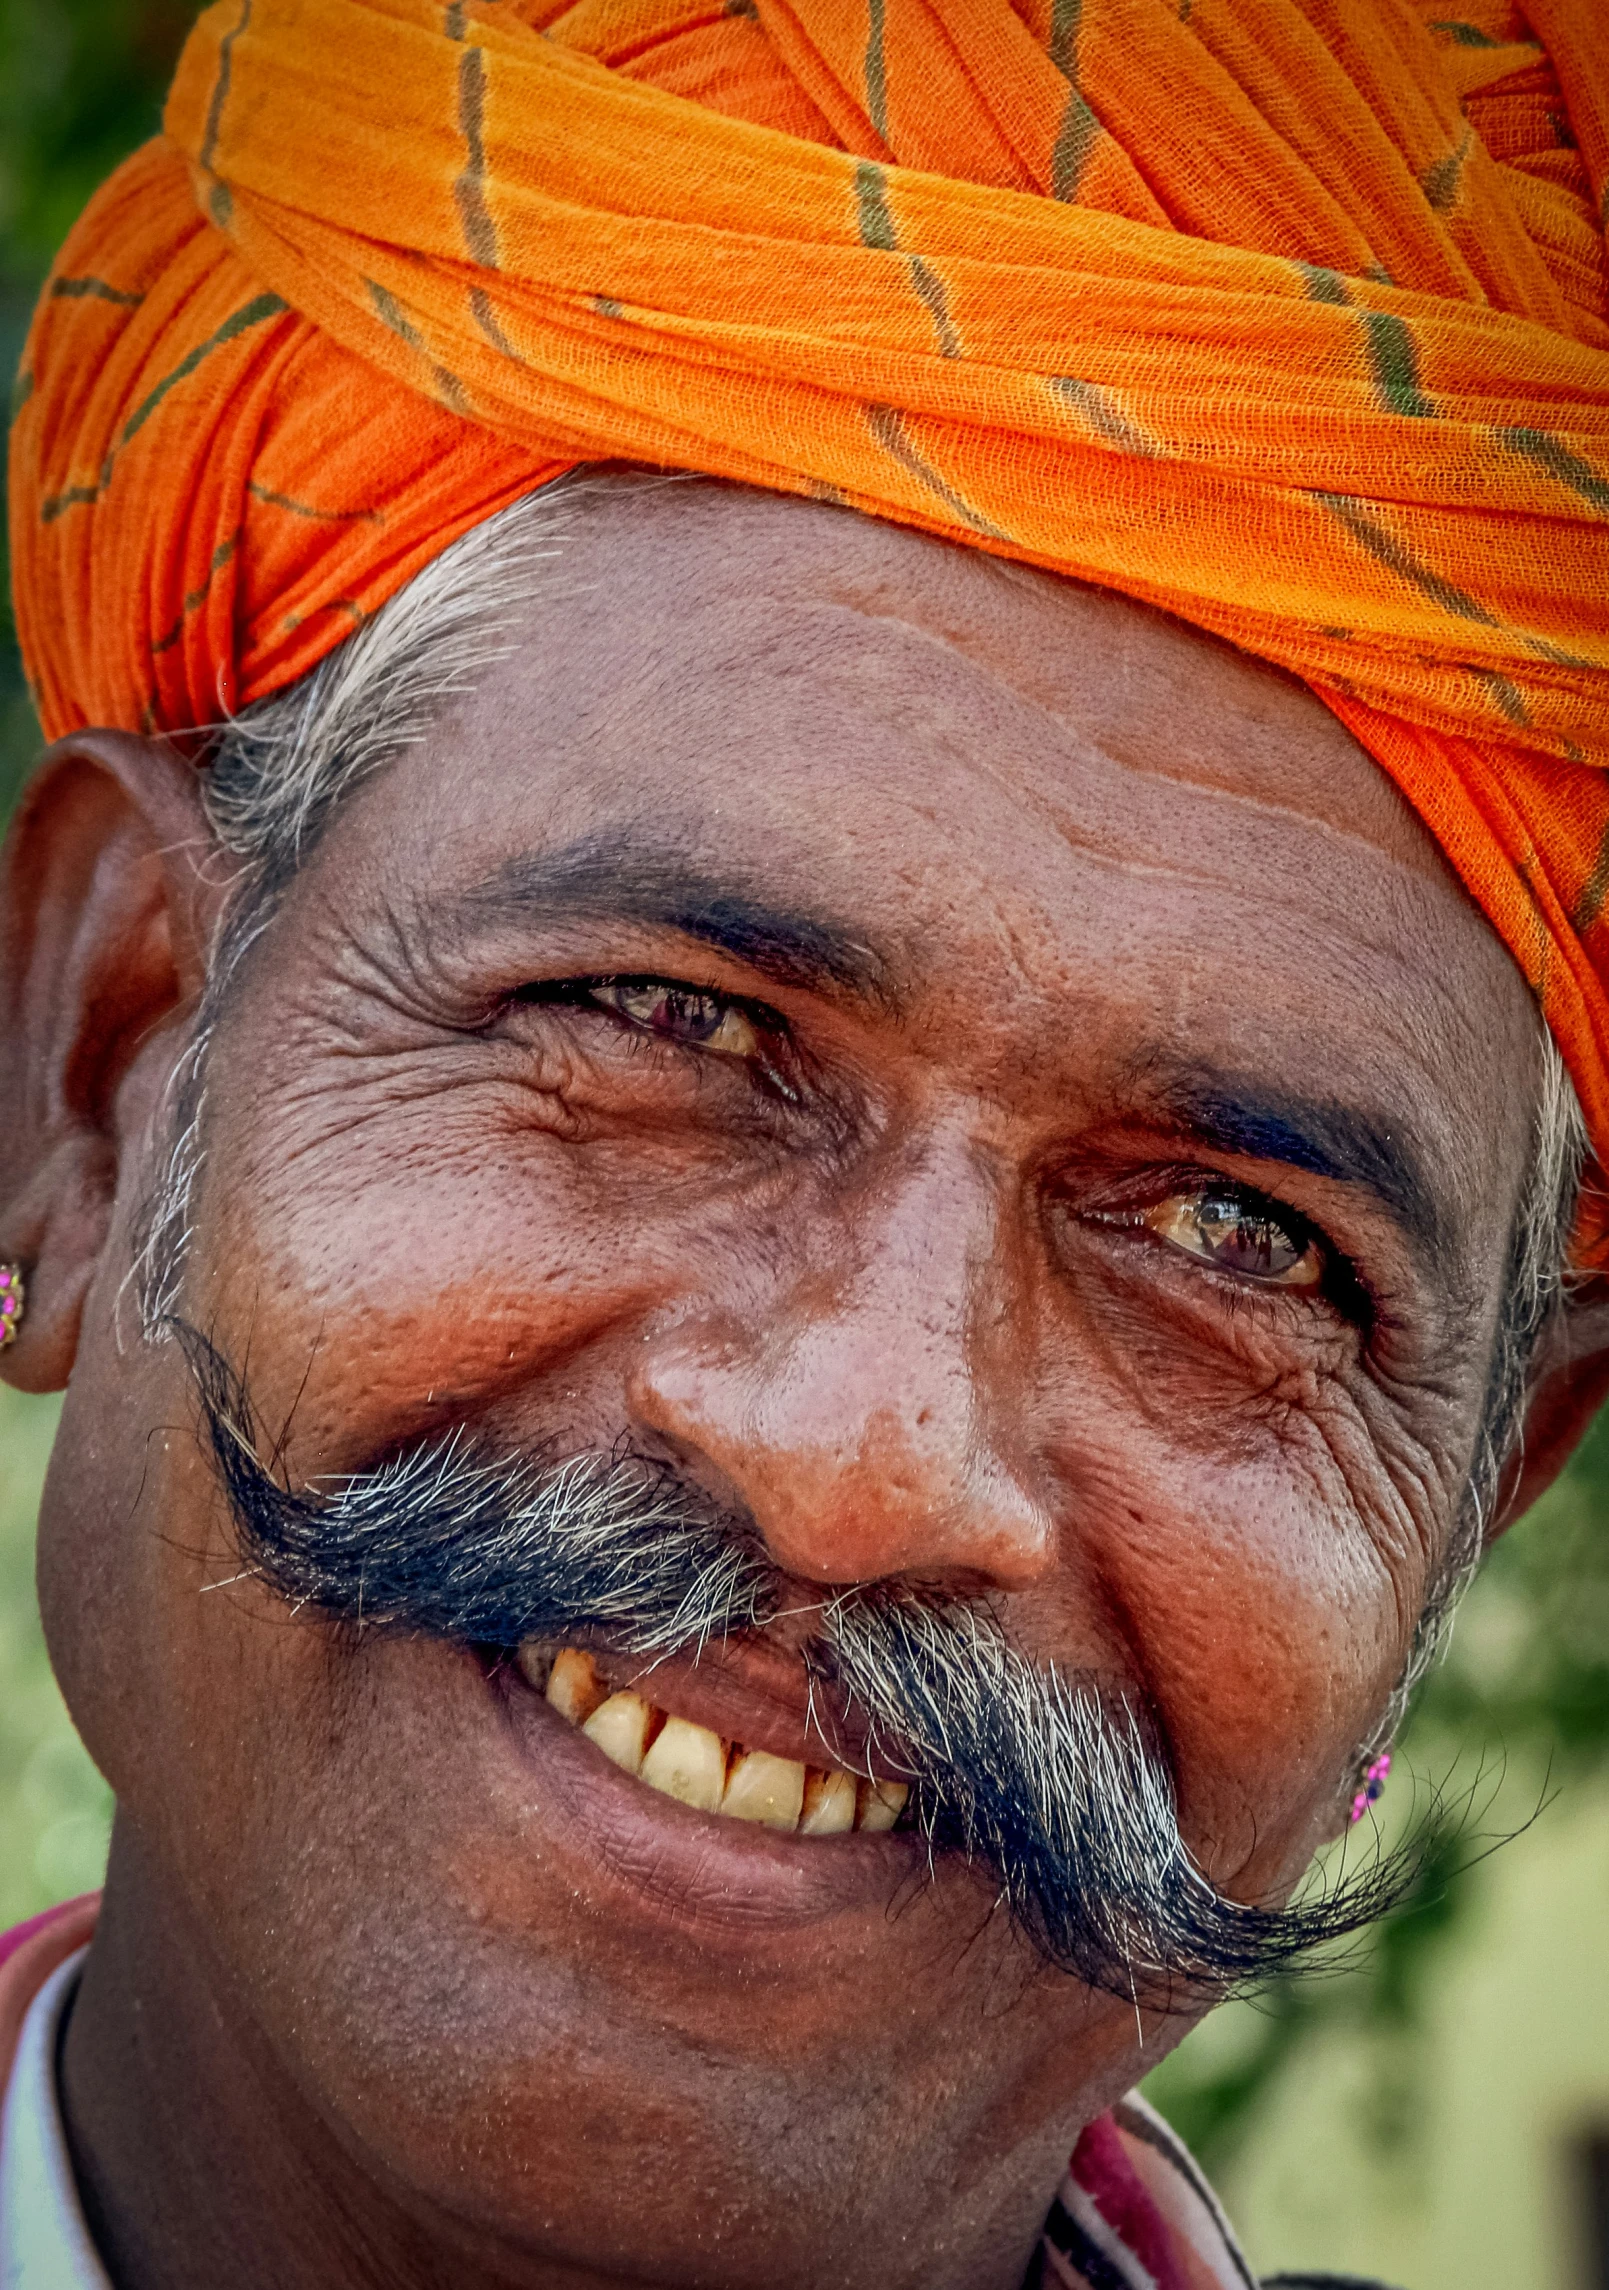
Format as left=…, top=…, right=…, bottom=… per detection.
left=722, top=1749, right=806, bottom=1831
left=543, top=1647, right=607, bottom=1726
left=799, top=1768, right=858, bottom=1835
left=582, top=1690, right=655, bottom=1776
left=855, top=1778, right=909, bottom=1832
left=639, top=1715, right=727, bottom=1811
left=528, top=1643, right=907, bottom=1838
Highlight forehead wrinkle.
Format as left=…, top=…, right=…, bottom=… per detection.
left=939, top=807, right=1461, bottom=1030
left=758, top=597, right=1425, bottom=928
left=781, top=567, right=1423, bottom=847
left=987, top=724, right=1440, bottom=917
left=768, top=603, right=1457, bottom=977
left=501, top=531, right=1422, bottom=911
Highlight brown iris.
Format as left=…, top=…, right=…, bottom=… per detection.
left=1143, top=1189, right=1324, bottom=1288
left=589, top=978, right=761, bottom=1058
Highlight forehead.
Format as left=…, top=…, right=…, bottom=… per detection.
left=314, top=480, right=1539, bottom=1202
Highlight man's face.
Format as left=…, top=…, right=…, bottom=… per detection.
left=38, top=485, right=1542, bottom=2284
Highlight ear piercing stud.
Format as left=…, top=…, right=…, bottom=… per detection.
left=0, top=1264, right=25, bottom=1350
left=1349, top=1750, right=1391, bottom=1824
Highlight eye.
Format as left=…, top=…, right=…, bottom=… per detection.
left=585, top=977, right=761, bottom=1059
left=1142, top=1188, right=1325, bottom=1289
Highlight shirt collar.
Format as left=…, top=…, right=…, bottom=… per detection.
left=0, top=1949, right=110, bottom=2290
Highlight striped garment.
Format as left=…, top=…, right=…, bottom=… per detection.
left=1033, top=2098, right=1404, bottom=2290
left=1042, top=2098, right=1258, bottom=2289
left=0, top=1898, right=1399, bottom=2289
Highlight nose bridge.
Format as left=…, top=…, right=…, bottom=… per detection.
left=632, top=1120, right=1055, bottom=1589
left=832, top=1129, right=998, bottom=1426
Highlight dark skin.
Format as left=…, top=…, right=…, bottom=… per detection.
left=4, top=483, right=1608, bottom=2290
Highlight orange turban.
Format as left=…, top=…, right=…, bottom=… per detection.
left=9, top=0, right=1609, bottom=1191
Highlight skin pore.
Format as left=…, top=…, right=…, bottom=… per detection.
left=0, top=481, right=1601, bottom=2290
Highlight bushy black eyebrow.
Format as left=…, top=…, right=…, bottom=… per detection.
left=472, top=831, right=891, bottom=1004
left=1148, top=1067, right=1445, bottom=1260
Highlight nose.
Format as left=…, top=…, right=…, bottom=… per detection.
left=629, top=1132, right=1056, bottom=1591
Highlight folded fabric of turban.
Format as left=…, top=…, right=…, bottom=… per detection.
left=8, top=0, right=1609, bottom=1227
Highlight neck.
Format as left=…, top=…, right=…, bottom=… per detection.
left=59, top=1826, right=565, bottom=2290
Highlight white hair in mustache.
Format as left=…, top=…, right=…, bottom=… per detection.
left=183, top=1325, right=1417, bottom=2000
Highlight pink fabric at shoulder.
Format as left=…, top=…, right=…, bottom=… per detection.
left=0, top=1899, right=101, bottom=2093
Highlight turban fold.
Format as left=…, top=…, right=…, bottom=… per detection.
left=9, top=0, right=1609, bottom=1208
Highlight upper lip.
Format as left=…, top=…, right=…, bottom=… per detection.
left=507, top=1631, right=912, bottom=1781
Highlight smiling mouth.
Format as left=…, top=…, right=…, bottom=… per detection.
left=517, top=1645, right=910, bottom=1837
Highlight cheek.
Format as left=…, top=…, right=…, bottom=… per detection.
left=190, top=1057, right=773, bottom=1467
left=1045, top=1378, right=1428, bottom=1893
left=1026, top=1251, right=1461, bottom=1889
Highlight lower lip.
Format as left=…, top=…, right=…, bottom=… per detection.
left=487, top=1658, right=932, bottom=1938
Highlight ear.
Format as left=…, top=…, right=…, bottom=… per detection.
left=0, top=731, right=222, bottom=1393
left=1490, top=1279, right=1609, bottom=1534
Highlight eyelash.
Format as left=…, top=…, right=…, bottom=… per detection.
left=521, top=973, right=764, bottom=1017
left=518, top=974, right=797, bottom=1089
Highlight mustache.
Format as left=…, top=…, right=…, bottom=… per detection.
left=180, top=1327, right=1416, bottom=2002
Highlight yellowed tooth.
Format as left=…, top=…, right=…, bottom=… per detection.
left=582, top=1690, right=654, bottom=1776
left=799, top=1768, right=858, bottom=1836
left=639, top=1715, right=727, bottom=1812
left=855, top=1778, right=909, bottom=1833
left=722, top=1749, right=806, bottom=1831
left=544, top=1647, right=606, bottom=1726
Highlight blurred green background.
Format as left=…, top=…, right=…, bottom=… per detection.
left=3, top=10, right=1609, bottom=2282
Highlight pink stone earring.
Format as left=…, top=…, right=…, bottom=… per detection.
left=0, top=1263, right=25, bottom=1350
left=1349, top=1750, right=1391, bottom=1824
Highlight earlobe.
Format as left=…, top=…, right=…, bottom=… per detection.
left=0, top=731, right=221, bottom=1393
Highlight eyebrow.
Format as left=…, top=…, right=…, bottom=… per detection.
left=1146, top=1065, right=1446, bottom=1259
left=469, top=831, right=891, bottom=1004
